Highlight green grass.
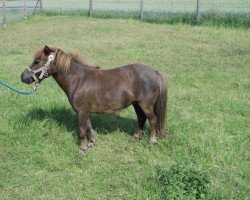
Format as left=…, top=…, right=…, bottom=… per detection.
left=0, top=15, right=250, bottom=199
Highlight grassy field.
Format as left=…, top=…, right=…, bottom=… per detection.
left=0, top=15, right=250, bottom=199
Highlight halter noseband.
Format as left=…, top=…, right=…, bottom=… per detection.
left=27, top=54, right=54, bottom=83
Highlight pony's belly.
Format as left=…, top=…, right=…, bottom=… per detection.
left=101, top=109, right=120, bottom=115
left=91, top=108, right=121, bottom=115
left=91, top=100, right=132, bottom=115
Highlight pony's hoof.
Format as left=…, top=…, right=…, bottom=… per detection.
left=132, top=129, right=142, bottom=141
left=162, top=133, right=172, bottom=138
left=150, top=137, right=157, bottom=144
left=80, top=146, right=88, bottom=155
left=79, top=149, right=87, bottom=156
left=132, top=135, right=141, bottom=141
left=88, top=142, right=95, bottom=148
left=161, top=131, right=172, bottom=138
left=89, top=132, right=96, bottom=145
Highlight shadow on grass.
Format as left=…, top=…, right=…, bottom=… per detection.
left=26, top=107, right=139, bottom=137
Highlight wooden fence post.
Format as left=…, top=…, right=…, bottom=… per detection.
left=140, top=0, right=144, bottom=21
left=24, top=0, right=27, bottom=19
left=196, top=0, right=200, bottom=22
left=88, top=0, right=93, bottom=17
left=39, top=0, right=43, bottom=12
left=33, top=0, right=43, bottom=15
left=2, top=0, right=7, bottom=28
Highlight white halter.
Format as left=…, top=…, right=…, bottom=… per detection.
left=27, top=54, right=54, bottom=83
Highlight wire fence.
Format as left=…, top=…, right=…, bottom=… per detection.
left=1, top=0, right=250, bottom=27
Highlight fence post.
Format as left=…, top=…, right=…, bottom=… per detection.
left=39, top=0, right=43, bottom=12
left=196, top=0, right=200, bottom=22
left=33, top=0, right=43, bottom=15
left=2, top=0, right=7, bottom=28
left=88, top=0, right=93, bottom=17
left=24, top=0, right=27, bottom=19
left=140, top=0, right=144, bottom=21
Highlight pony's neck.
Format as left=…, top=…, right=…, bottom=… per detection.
left=52, top=61, right=87, bottom=96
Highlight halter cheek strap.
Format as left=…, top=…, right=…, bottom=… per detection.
left=27, top=54, right=54, bottom=83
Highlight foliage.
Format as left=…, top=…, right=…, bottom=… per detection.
left=155, top=163, right=210, bottom=199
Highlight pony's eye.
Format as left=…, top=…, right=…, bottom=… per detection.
left=34, top=60, right=40, bottom=64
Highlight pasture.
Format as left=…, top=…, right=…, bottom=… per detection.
left=0, top=15, right=250, bottom=199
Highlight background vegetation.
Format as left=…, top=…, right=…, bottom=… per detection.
left=0, top=0, right=250, bottom=28
left=0, top=15, right=249, bottom=199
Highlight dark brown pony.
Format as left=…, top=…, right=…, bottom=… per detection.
left=21, top=45, right=171, bottom=154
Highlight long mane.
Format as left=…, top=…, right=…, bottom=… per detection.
left=33, top=45, right=99, bottom=73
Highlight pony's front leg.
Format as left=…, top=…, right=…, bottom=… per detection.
left=78, top=111, right=89, bottom=154
left=87, top=118, right=96, bottom=148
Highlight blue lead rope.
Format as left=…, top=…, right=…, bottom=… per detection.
left=0, top=80, right=35, bottom=95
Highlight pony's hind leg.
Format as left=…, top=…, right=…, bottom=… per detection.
left=132, top=102, right=147, bottom=140
left=138, top=103, right=158, bottom=143
left=87, top=118, right=96, bottom=148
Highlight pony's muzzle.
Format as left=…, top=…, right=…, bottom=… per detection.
left=21, top=70, right=34, bottom=84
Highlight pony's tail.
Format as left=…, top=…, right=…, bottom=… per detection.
left=154, top=72, right=168, bottom=135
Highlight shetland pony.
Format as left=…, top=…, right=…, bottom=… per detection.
left=21, top=45, right=171, bottom=154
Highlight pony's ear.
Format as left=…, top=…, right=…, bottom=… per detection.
left=44, top=45, right=51, bottom=56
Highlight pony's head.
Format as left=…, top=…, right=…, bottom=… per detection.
left=21, top=45, right=99, bottom=84
left=21, top=45, right=56, bottom=84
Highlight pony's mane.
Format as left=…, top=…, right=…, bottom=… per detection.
left=33, top=46, right=99, bottom=73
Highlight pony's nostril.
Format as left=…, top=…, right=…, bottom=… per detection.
left=21, top=73, right=32, bottom=84
left=21, top=77, right=26, bottom=83
left=21, top=73, right=26, bottom=80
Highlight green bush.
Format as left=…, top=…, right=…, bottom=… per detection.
left=156, top=163, right=210, bottom=200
